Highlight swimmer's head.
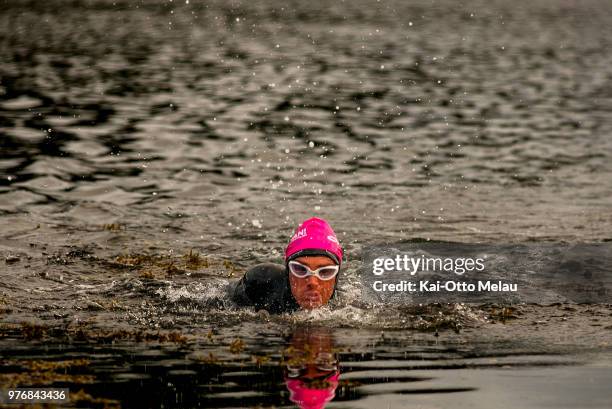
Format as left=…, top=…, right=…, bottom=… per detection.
left=288, top=255, right=337, bottom=309
left=285, top=217, right=343, bottom=309
left=285, top=217, right=343, bottom=266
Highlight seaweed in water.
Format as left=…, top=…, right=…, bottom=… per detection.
left=102, top=223, right=124, bottom=232
left=487, top=305, right=521, bottom=323
left=0, top=322, right=189, bottom=344
left=0, top=358, right=94, bottom=389
left=183, top=249, right=209, bottom=270
left=20, top=322, right=47, bottom=340
left=69, top=389, right=121, bottom=409
left=229, top=338, right=245, bottom=354
left=0, top=295, right=8, bottom=315
left=252, top=354, right=271, bottom=366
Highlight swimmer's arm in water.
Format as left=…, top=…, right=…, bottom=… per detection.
left=230, top=263, right=296, bottom=313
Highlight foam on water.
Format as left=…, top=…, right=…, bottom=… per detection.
left=156, top=279, right=231, bottom=306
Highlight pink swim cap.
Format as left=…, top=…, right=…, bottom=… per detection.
left=285, top=217, right=343, bottom=266
left=285, top=373, right=340, bottom=409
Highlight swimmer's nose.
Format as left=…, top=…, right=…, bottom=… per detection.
left=305, top=275, right=319, bottom=287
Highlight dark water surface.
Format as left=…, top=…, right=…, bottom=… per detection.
left=1, top=0, right=612, bottom=407
left=1, top=324, right=611, bottom=409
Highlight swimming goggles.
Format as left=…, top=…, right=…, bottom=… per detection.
left=288, top=261, right=339, bottom=281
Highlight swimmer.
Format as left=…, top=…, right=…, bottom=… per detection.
left=231, top=217, right=343, bottom=313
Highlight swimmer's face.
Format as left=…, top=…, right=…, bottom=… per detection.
left=289, top=255, right=337, bottom=310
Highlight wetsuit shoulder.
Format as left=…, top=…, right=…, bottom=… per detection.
left=231, top=263, right=298, bottom=313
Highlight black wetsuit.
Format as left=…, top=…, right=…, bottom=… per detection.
left=230, top=263, right=300, bottom=313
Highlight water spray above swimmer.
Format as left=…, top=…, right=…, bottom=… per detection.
left=231, top=217, right=343, bottom=313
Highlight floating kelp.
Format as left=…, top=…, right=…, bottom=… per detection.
left=111, top=251, right=242, bottom=279
left=20, top=322, right=48, bottom=340
left=487, top=305, right=521, bottom=322
left=69, top=389, right=121, bottom=409
left=183, top=249, right=209, bottom=270
left=0, top=358, right=94, bottom=389
left=229, top=338, right=245, bottom=354
left=0, top=322, right=189, bottom=344
left=0, top=295, right=8, bottom=315
left=102, top=223, right=124, bottom=232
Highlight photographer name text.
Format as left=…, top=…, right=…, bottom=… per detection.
left=372, top=280, right=517, bottom=293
